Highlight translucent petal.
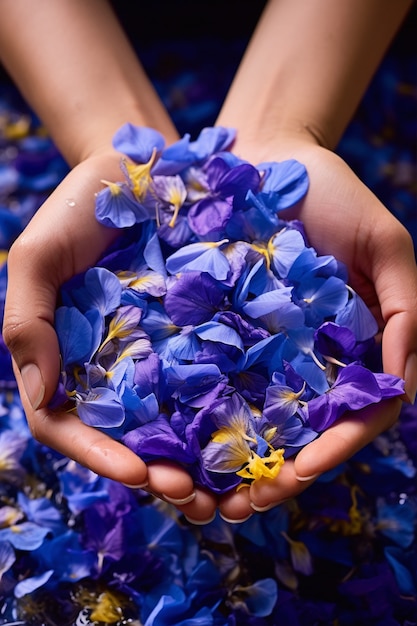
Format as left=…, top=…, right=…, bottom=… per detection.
left=112, top=123, right=165, bottom=162
left=14, top=569, right=54, bottom=599
left=269, top=228, right=306, bottom=278
left=95, top=183, right=150, bottom=228
left=77, top=387, right=125, bottom=428
left=194, top=320, right=245, bottom=352
left=164, top=271, right=225, bottom=326
left=55, top=306, right=95, bottom=366
left=335, top=287, right=379, bottom=340
left=166, top=240, right=230, bottom=281
left=83, top=267, right=122, bottom=316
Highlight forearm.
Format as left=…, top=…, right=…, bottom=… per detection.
left=217, top=0, right=412, bottom=151
left=0, top=0, right=178, bottom=166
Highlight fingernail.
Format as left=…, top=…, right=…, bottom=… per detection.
left=183, top=512, right=216, bottom=526
left=250, top=501, right=282, bottom=512
left=219, top=512, right=252, bottom=524
left=404, top=352, right=417, bottom=404
left=162, top=492, right=196, bottom=506
left=122, top=481, right=148, bottom=489
left=295, top=473, right=319, bottom=482
left=20, top=363, right=45, bottom=410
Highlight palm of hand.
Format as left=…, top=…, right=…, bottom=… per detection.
left=216, top=141, right=416, bottom=520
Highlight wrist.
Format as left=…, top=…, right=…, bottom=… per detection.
left=60, top=108, right=179, bottom=168
left=225, top=122, right=325, bottom=166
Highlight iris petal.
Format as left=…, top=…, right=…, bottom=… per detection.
left=77, top=387, right=125, bottom=428
left=112, top=123, right=165, bottom=162
left=164, top=272, right=225, bottom=326
left=166, top=240, right=230, bottom=280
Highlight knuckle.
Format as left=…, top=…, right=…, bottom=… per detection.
left=2, top=315, right=32, bottom=355
left=7, top=232, right=37, bottom=264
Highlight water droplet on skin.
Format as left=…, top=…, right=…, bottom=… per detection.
left=66, top=198, right=76, bottom=207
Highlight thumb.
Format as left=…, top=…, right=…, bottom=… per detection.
left=3, top=236, right=62, bottom=409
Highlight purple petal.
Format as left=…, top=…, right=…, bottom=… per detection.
left=123, top=416, right=196, bottom=464
left=187, top=196, right=233, bottom=237
left=374, top=372, right=405, bottom=398
left=314, top=321, right=357, bottom=361
left=307, top=364, right=383, bottom=431
left=164, top=271, right=225, bottom=326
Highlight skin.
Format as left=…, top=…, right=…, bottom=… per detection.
left=1, top=0, right=416, bottom=524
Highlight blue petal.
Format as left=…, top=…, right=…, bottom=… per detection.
left=233, top=578, right=278, bottom=617
left=14, top=569, right=54, bottom=599
left=384, top=546, right=416, bottom=596
left=335, top=287, right=379, bottom=340
left=287, top=246, right=346, bottom=283
left=257, top=159, right=309, bottom=210
left=154, top=133, right=195, bottom=175
left=112, top=123, right=165, bottom=162
left=0, top=541, right=15, bottom=577
left=189, top=126, right=236, bottom=160
left=55, top=306, right=95, bottom=365
left=0, top=521, right=49, bottom=550
left=242, top=333, right=287, bottom=373
left=76, top=387, right=125, bottom=428
left=243, top=287, right=304, bottom=332
left=194, top=320, right=245, bottom=352
left=82, top=267, right=122, bottom=316
left=166, top=240, right=231, bottom=281
left=166, top=327, right=201, bottom=362
left=269, top=228, right=306, bottom=278
left=95, top=183, right=151, bottom=228
left=298, top=276, right=349, bottom=326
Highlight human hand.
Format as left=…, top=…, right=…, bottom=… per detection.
left=215, top=135, right=417, bottom=521
left=2, top=151, right=213, bottom=515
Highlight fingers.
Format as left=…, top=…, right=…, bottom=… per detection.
left=294, top=397, right=401, bottom=480
left=374, top=222, right=417, bottom=402
left=216, top=398, right=401, bottom=517
left=147, top=460, right=195, bottom=503
left=219, top=487, right=254, bottom=522
left=14, top=363, right=148, bottom=485
left=145, top=462, right=218, bottom=524
left=174, top=488, right=218, bottom=525
left=249, top=460, right=317, bottom=511
left=152, top=398, right=403, bottom=522
left=218, top=461, right=317, bottom=519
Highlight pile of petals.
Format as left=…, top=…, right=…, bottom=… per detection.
left=53, top=123, right=405, bottom=494
left=1, top=54, right=417, bottom=625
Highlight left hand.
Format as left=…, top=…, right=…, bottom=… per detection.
left=216, top=136, right=417, bottom=522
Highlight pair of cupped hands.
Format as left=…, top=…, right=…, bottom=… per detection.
left=3, top=130, right=417, bottom=524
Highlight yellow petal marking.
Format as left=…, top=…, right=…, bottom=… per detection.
left=124, top=148, right=157, bottom=201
